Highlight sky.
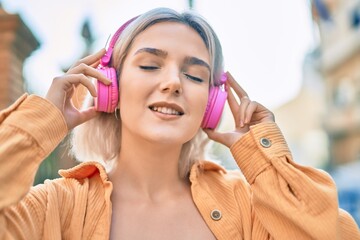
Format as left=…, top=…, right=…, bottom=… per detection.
left=1, top=0, right=315, bottom=109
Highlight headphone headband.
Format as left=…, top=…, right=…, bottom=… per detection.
left=100, top=16, right=139, bottom=66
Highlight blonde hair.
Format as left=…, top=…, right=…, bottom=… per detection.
left=70, top=7, right=224, bottom=178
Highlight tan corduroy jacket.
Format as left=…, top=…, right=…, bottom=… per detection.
left=0, top=94, right=359, bottom=240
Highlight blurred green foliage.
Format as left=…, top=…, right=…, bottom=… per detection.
left=34, top=148, right=60, bottom=185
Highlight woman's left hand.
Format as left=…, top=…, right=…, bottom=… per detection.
left=204, top=72, right=275, bottom=148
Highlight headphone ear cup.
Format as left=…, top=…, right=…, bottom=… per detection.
left=201, top=86, right=227, bottom=129
left=95, top=67, right=119, bottom=113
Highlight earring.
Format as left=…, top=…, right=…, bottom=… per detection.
left=114, top=108, right=120, bottom=120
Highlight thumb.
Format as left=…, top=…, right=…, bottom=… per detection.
left=203, top=128, right=233, bottom=148
left=67, top=107, right=100, bottom=129
left=78, top=107, right=100, bottom=124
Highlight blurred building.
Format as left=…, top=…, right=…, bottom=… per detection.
left=315, top=0, right=360, bottom=225
left=0, top=5, right=39, bottom=109
left=274, top=50, right=329, bottom=168
left=0, top=5, right=80, bottom=183
left=0, top=5, right=54, bottom=183
left=313, top=0, right=360, bottom=167
left=274, top=0, right=360, bottom=224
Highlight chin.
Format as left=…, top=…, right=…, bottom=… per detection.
left=149, top=132, right=193, bottom=145
left=142, top=125, right=198, bottom=145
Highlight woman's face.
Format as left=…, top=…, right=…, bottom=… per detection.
left=119, top=21, right=210, bottom=145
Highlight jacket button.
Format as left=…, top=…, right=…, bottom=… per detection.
left=211, top=209, right=222, bottom=221
left=260, top=138, right=271, bottom=148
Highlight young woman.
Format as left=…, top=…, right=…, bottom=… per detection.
left=0, top=7, right=359, bottom=240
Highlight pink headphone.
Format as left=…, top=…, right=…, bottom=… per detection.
left=95, top=18, right=227, bottom=129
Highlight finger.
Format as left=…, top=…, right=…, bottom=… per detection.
left=90, top=59, right=101, bottom=68
left=226, top=71, right=249, bottom=100
left=68, top=63, right=111, bottom=85
left=72, top=48, right=106, bottom=68
left=238, top=97, right=251, bottom=128
left=226, top=86, right=240, bottom=127
left=64, top=74, right=98, bottom=97
left=244, top=101, right=258, bottom=124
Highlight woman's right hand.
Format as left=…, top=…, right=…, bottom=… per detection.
left=45, top=48, right=111, bottom=130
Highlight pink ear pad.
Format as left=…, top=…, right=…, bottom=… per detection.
left=95, top=67, right=119, bottom=113
left=201, top=86, right=228, bottom=129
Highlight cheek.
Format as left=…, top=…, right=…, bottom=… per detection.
left=118, top=80, right=130, bottom=110
left=190, top=88, right=209, bottom=118
left=201, top=93, right=210, bottom=115
left=118, top=76, right=142, bottom=115
left=118, top=67, right=147, bottom=109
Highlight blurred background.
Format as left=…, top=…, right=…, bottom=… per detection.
left=0, top=0, right=359, bottom=224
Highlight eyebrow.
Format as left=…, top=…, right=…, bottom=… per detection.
left=184, top=56, right=211, bottom=72
left=134, top=48, right=168, bottom=58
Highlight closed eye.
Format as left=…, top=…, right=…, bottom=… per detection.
left=184, top=73, right=204, bottom=83
left=139, top=66, right=159, bottom=70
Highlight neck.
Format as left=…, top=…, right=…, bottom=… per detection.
left=109, top=129, right=189, bottom=202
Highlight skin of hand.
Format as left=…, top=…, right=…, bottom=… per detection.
left=45, top=49, right=111, bottom=130
left=204, top=72, right=275, bottom=148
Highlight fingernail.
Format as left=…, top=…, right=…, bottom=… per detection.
left=240, top=120, right=244, bottom=127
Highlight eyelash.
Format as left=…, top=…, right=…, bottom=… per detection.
left=184, top=73, right=204, bottom=83
left=139, top=66, right=204, bottom=83
left=139, top=66, right=159, bottom=70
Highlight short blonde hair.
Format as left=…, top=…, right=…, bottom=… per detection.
left=70, top=7, right=224, bottom=178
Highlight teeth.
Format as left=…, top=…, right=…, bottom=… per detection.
left=150, top=106, right=182, bottom=115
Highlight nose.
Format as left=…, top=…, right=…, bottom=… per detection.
left=159, top=70, right=183, bottom=95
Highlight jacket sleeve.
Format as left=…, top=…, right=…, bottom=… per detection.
left=0, top=94, right=68, bottom=239
left=230, top=122, right=360, bottom=239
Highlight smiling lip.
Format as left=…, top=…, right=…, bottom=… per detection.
left=148, top=102, right=184, bottom=118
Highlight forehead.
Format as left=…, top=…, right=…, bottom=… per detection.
left=128, top=21, right=210, bottom=62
